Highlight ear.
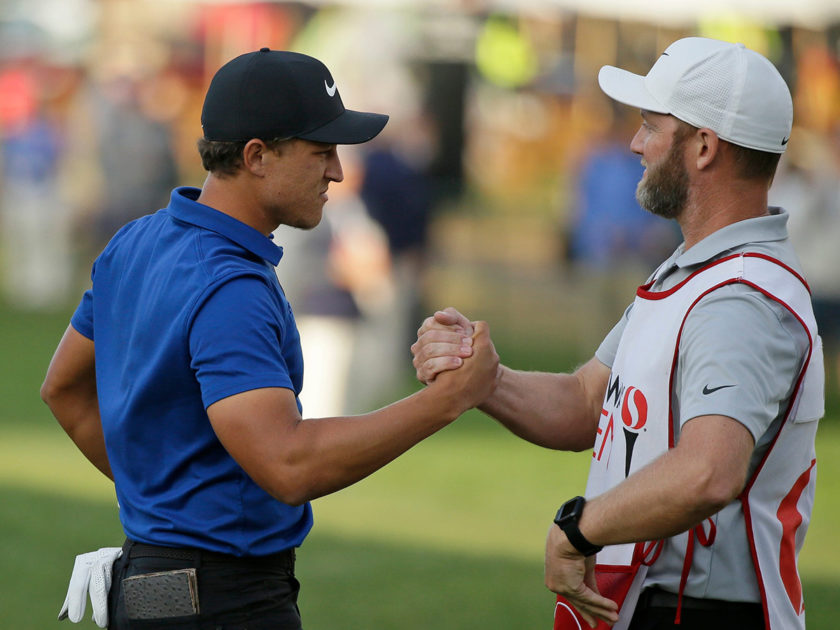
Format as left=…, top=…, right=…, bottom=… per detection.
left=694, top=128, right=720, bottom=171
left=241, top=139, right=269, bottom=176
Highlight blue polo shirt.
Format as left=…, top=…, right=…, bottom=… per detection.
left=71, top=186, right=312, bottom=556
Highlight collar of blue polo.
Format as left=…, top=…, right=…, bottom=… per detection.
left=166, top=186, right=283, bottom=266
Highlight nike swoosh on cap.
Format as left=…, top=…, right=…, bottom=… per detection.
left=702, top=384, right=736, bottom=395
left=325, top=80, right=337, bottom=97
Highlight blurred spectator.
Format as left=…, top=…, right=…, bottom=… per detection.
left=361, top=123, right=435, bottom=325
left=362, top=136, right=434, bottom=271
left=351, top=114, right=437, bottom=408
left=276, top=149, right=392, bottom=417
left=0, top=62, right=73, bottom=308
left=290, top=7, right=437, bottom=407
left=563, top=106, right=680, bottom=343
left=81, top=72, right=179, bottom=253
left=566, top=106, right=680, bottom=271
left=770, top=124, right=840, bottom=390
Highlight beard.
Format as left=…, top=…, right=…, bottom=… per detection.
left=635, top=138, right=690, bottom=220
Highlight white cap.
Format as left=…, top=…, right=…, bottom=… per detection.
left=598, top=37, right=793, bottom=154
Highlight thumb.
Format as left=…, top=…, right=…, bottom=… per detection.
left=471, top=320, right=490, bottom=341
left=583, top=558, right=600, bottom=593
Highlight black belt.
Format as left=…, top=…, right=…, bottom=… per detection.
left=638, top=587, right=762, bottom=613
left=123, top=539, right=295, bottom=571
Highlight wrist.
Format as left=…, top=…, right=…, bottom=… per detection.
left=476, top=364, right=506, bottom=414
left=553, top=496, right=603, bottom=557
left=419, top=379, right=463, bottom=423
left=548, top=521, right=582, bottom=558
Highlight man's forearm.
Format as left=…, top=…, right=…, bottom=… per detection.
left=577, top=415, right=754, bottom=546
left=281, top=383, right=469, bottom=504
left=210, top=321, right=501, bottom=506
left=62, top=413, right=113, bottom=480
left=42, top=326, right=113, bottom=480
left=580, top=449, right=721, bottom=546
left=49, top=397, right=112, bottom=480
left=478, top=359, right=607, bottom=451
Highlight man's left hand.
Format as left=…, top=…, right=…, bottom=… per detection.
left=545, top=525, right=618, bottom=628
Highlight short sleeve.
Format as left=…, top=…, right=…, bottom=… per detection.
left=595, top=302, right=634, bottom=368
left=71, top=289, right=94, bottom=340
left=675, top=283, right=809, bottom=441
left=190, top=275, right=298, bottom=408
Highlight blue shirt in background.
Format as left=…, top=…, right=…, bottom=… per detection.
left=570, top=143, right=679, bottom=268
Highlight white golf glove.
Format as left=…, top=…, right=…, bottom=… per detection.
left=58, top=547, right=123, bottom=627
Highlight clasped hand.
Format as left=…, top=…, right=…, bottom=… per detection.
left=412, top=307, right=480, bottom=383
left=412, top=306, right=499, bottom=411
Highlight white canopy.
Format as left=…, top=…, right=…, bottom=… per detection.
left=503, top=0, right=840, bottom=28
left=296, top=0, right=840, bottom=28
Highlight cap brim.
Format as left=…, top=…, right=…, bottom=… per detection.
left=297, top=109, right=389, bottom=145
left=598, top=66, right=669, bottom=114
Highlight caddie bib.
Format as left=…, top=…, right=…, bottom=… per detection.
left=554, top=252, right=823, bottom=630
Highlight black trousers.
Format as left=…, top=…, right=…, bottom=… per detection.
left=628, top=588, right=766, bottom=630
left=108, top=540, right=302, bottom=630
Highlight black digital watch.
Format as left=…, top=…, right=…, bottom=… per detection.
left=553, top=496, right=603, bottom=557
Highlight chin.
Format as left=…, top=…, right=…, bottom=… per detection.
left=301, top=213, right=324, bottom=230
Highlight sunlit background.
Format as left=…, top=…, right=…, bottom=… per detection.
left=1, top=1, right=839, bottom=628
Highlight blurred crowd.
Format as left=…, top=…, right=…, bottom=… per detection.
left=2, top=1, right=839, bottom=409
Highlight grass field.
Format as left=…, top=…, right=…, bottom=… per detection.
left=1, top=300, right=838, bottom=629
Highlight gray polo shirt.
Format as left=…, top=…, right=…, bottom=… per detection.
left=595, top=207, right=810, bottom=602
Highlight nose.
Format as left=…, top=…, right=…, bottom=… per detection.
left=326, top=147, right=344, bottom=183
left=629, top=125, right=645, bottom=156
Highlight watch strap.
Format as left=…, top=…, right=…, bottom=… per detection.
left=554, top=497, right=603, bottom=557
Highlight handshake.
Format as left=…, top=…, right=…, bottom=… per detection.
left=411, top=307, right=501, bottom=413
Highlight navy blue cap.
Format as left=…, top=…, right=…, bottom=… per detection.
left=201, top=48, right=388, bottom=144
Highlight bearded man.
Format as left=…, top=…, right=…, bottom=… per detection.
left=412, top=37, right=823, bottom=630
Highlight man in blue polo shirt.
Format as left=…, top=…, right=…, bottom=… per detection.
left=41, top=48, right=499, bottom=629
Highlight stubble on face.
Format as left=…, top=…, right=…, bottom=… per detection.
left=266, top=140, right=334, bottom=231
left=281, top=184, right=326, bottom=230
left=635, top=130, right=691, bottom=220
